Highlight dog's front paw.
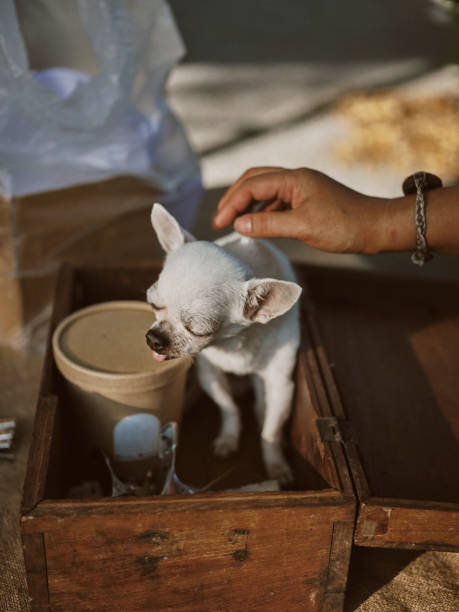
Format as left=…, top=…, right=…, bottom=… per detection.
left=266, top=458, right=293, bottom=485
left=262, top=441, right=293, bottom=485
left=213, top=433, right=239, bottom=458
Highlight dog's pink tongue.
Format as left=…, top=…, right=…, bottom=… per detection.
left=152, top=350, right=167, bottom=362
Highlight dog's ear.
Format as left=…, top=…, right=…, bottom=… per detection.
left=151, top=203, right=196, bottom=253
left=242, top=278, right=302, bottom=324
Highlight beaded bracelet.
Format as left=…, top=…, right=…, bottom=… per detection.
left=402, top=171, right=443, bottom=266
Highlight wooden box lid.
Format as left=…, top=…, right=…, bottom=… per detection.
left=297, top=265, right=459, bottom=551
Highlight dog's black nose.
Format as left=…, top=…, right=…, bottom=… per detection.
left=145, top=329, right=169, bottom=353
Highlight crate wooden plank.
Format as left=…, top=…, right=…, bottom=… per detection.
left=304, top=265, right=459, bottom=550
left=296, top=291, right=356, bottom=499
left=22, top=496, right=354, bottom=612
left=38, top=264, right=75, bottom=396
left=22, top=490, right=351, bottom=525
left=289, top=352, right=343, bottom=492
left=22, top=395, right=58, bottom=514
left=301, top=297, right=371, bottom=501
left=355, top=499, right=459, bottom=551
left=325, top=521, right=355, bottom=593
left=22, top=532, right=49, bottom=611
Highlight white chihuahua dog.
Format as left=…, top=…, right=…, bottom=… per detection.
left=146, top=204, right=302, bottom=483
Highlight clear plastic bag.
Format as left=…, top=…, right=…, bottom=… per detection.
left=0, top=0, right=202, bottom=348
left=0, top=0, right=201, bottom=223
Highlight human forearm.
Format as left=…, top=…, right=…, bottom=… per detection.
left=214, top=167, right=459, bottom=257
left=367, top=186, right=459, bottom=256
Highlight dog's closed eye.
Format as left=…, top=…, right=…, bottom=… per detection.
left=182, top=313, right=220, bottom=337
left=146, top=283, right=165, bottom=310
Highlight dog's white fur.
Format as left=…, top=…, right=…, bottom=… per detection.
left=147, top=203, right=302, bottom=483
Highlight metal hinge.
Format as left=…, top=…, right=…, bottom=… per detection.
left=316, top=417, right=353, bottom=443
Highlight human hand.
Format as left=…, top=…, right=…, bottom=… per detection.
left=213, top=167, right=388, bottom=254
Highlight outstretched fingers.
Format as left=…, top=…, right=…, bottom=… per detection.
left=234, top=208, right=303, bottom=239
left=213, top=170, right=292, bottom=230
left=216, top=166, right=284, bottom=213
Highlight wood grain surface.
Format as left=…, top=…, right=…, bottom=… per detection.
left=305, top=266, right=459, bottom=506
left=22, top=497, right=354, bottom=611
left=21, top=263, right=356, bottom=611
left=355, top=498, right=459, bottom=550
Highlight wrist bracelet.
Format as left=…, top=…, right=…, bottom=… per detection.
left=402, top=171, right=443, bottom=266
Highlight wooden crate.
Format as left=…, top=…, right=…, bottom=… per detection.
left=22, top=263, right=459, bottom=610
left=21, top=264, right=356, bottom=612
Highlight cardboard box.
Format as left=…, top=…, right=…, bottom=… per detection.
left=0, top=177, right=163, bottom=345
